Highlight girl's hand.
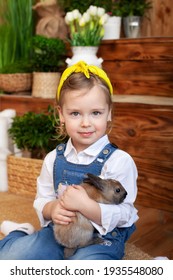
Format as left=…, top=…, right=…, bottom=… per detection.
left=46, top=200, right=76, bottom=225
left=59, top=185, right=90, bottom=212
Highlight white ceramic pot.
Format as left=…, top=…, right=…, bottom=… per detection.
left=66, top=46, right=103, bottom=68
left=103, top=16, right=121, bottom=40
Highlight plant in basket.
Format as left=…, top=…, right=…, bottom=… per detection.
left=0, top=60, right=33, bottom=93
left=7, top=105, right=68, bottom=196
left=31, top=35, right=66, bottom=73
left=8, top=105, right=68, bottom=159
left=31, top=35, right=67, bottom=98
left=0, top=0, right=34, bottom=94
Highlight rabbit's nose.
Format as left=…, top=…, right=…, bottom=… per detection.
left=124, top=191, right=127, bottom=198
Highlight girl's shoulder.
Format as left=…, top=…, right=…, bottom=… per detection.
left=102, top=147, right=138, bottom=180
left=43, top=148, right=56, bottom=164
left=107, top=146, right=137, bottom=169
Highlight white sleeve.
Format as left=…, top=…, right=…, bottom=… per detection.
left=91, top=149, right=139, bottom=235
left=33, top=150, right=56, bottom=227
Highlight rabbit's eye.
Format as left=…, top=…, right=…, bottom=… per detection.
left=116, top=188, right=120, bottom=193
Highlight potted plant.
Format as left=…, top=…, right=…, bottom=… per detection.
left=101, top=0, right=124, bottom=40
left=119, top=0, right=152, bottom=38
left=0, top=0, right=34, bottom=94
left=97, top=0, right=152, bottom=39
left=64, top=5, right=108, bottom=67
left=118, top=0, right=152, bottom=17
left=8, top=106, right=64, bottom=159
left=0, top=60, right=33, bottom=94
left=58, top=1, right=123, bottom=41
left=31, top=34, right=67, bottom=98
left=7, top=106, right=68, bottom=196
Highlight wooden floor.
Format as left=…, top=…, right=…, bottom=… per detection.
left=129, top=204, right=173, bottom=260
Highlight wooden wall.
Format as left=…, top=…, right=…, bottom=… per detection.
left=110, top=96, right=173, bottom=212
left=98, top=37, right=173, bottom=97
left=141, top=0, right=173, bottom=37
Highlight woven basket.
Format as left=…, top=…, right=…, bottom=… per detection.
left=7, top=155, right=43, bottom=197
left=0, top=73, right=32, bottom=93
left=32, top=72, right=60, bottom=99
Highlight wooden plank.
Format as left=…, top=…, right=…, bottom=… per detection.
left=103, top=60, right=173, bottom=96
left=98, top=38, right=173, bottom=61
left=0, top=94, right=54, bottom=115
left=112, top=80, right=173, bottom=97
left=103, top=61, right=173, bottom=80
left=98, top=38, right=173, bottom=97
left=110, top=97, right=173, bottom=162
left=135, top=157, right=173, bottom=212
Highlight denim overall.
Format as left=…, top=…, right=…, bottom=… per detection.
left=53, top=142, right=118, bottom=191
left=0, top=142, right=135, bottom=260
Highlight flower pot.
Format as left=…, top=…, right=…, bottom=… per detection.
left=66, top=46, right=103, bottom=68
left=0, top=73, right=32, bottom=93
left=103, top=16, right=121, bottom=40
left=123, top=16, right=141, bottom=38
left=32, top=72, right=60, bottom=99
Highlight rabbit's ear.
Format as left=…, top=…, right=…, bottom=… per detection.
left=83, top=174, right=104, bottom=191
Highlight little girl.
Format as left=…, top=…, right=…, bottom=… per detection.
left=0, top=61, right=138, bottom=260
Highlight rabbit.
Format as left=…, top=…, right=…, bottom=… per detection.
left=53, top=173, right=127, bottom=258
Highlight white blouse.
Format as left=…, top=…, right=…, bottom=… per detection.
left=33, top=135, right=139, bottom=235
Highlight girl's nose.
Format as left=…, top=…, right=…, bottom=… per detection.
left=81, top=116, right=90, bottom=127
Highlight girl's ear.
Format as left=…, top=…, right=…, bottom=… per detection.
left=107, top=109, right=112, bottom=122
left=57, top=106, right=65, bottom=123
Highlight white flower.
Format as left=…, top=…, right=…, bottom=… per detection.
left=100, top=13, right=109, bottom=25
left=97, top=7, right=105, bottom=17
left=65, top=11, right=74, bottom=24
left=72, top=9, right=81, bottom=20
left=87, top=5, right=98, bottom=16
left=79, top=17, right=86, bottom=27
left=82, top=12, right=90, bottom=23
left=65, top=9, right=81, bottom=24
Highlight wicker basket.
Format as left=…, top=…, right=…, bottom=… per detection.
left=32, top=72, right=60, bottom=98
left=7, top=155, right=43, bottom=197
left=0, top=73, right=32, bottom=93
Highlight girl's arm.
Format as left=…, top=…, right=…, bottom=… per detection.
left=94, top=149, right=139, bottom=235
left=33, top=150, right=75, bottom=227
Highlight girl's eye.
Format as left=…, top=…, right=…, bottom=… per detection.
left=71, top=112, right=80, bottom=116
left=92, top=111, right=101, bottom=116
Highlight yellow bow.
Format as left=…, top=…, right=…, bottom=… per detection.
left=57, top=61, right=113, bottom=100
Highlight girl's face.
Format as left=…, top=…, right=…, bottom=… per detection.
left=58, top=85, right=112, bottom=152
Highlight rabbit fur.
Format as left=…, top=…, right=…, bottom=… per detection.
left=53, top=173, right=127, bottom=258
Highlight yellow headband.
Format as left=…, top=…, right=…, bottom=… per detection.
left=57, top=61, right=113, bottom=100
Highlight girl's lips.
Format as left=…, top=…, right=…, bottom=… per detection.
left=79, top=132, right=94, bottom=137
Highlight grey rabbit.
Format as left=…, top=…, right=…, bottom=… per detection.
left=53, top=173, right=127, bottom=258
